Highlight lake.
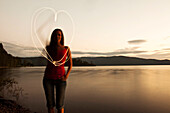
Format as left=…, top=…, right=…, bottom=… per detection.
left=0, top=65, right=170, bottom=113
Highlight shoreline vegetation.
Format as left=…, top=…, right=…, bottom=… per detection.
left=0, top=72, right=34, bottom=113
left=0, top=76, right=31, bottom=113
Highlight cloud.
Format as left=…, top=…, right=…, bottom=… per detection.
left=3, top=41, right=170, bottom=60
left=72, top=47, right=147, bottom=56
left=1, top=42, right=147, bottom=57
left=128, top=39, right=147, bottom=45
left=1, top=42, right=42, bottom=57
left=162, top=48, right=170, bottom=50
left=136, top=48, right=170, bottom=60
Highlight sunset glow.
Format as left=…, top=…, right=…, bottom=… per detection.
left=1, top=0, right=170, bottom=59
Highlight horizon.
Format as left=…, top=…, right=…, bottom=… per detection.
left=1, top=41, right=170, bottom=61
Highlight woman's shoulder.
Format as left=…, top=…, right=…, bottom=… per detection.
left=64, top=46, right=70, bottom=49
left=64, top=46, right=71, bottom=53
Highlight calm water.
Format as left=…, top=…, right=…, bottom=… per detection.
left=0, top=65, right=170, bottom=113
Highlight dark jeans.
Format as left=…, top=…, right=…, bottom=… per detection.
left=43, top=77, right=67, bottom=109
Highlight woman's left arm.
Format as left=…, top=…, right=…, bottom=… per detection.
left=62, top=47, right=72, bottom=81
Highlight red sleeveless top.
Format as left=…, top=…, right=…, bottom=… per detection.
left=44, top=48, right=67, bottom=80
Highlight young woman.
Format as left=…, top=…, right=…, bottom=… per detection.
left=43, top=29, right=72, bottom=113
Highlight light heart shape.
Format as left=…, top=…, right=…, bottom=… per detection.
left=31, top=7, right=75, bottom=66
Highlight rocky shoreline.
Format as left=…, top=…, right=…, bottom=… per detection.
left=0, top=97, right=31, bottom=113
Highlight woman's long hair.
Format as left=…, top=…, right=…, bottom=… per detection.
left=46, top=29, right=64, bottom=58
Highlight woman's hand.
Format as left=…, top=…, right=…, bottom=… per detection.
left=61, top=76, right=67, bottom=81
left=53, top=61, right=59, bottom=66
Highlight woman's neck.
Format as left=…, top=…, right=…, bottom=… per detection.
left=57, top=42, right=61, bottom=45
left=55, top=44, right=64, bottom=49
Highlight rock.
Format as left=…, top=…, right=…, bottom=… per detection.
left=0, top=98, right=31, bottom=113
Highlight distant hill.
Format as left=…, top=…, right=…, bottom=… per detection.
left=20, top=55, right=170, bottom=66
left=0, top=43, right=21, bottom=67
left=21, top=57, right=47, bottom=66
left=20, top=57, right=96, bottom=66
left=80, top=56, right=170, bottom=66
left=2, top=42, right=170, bottom=67
left=0, top=42, right=95, bottom=66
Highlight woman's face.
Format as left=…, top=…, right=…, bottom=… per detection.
left=56, top=31, right=62, bottom=43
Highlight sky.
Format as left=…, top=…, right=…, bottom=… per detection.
left=1, top=0, right=170, bottom=59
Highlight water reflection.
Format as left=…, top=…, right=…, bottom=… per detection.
left=1, top=66, right=170, bottom=113
left=66, top=67, right=170, bottom=113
